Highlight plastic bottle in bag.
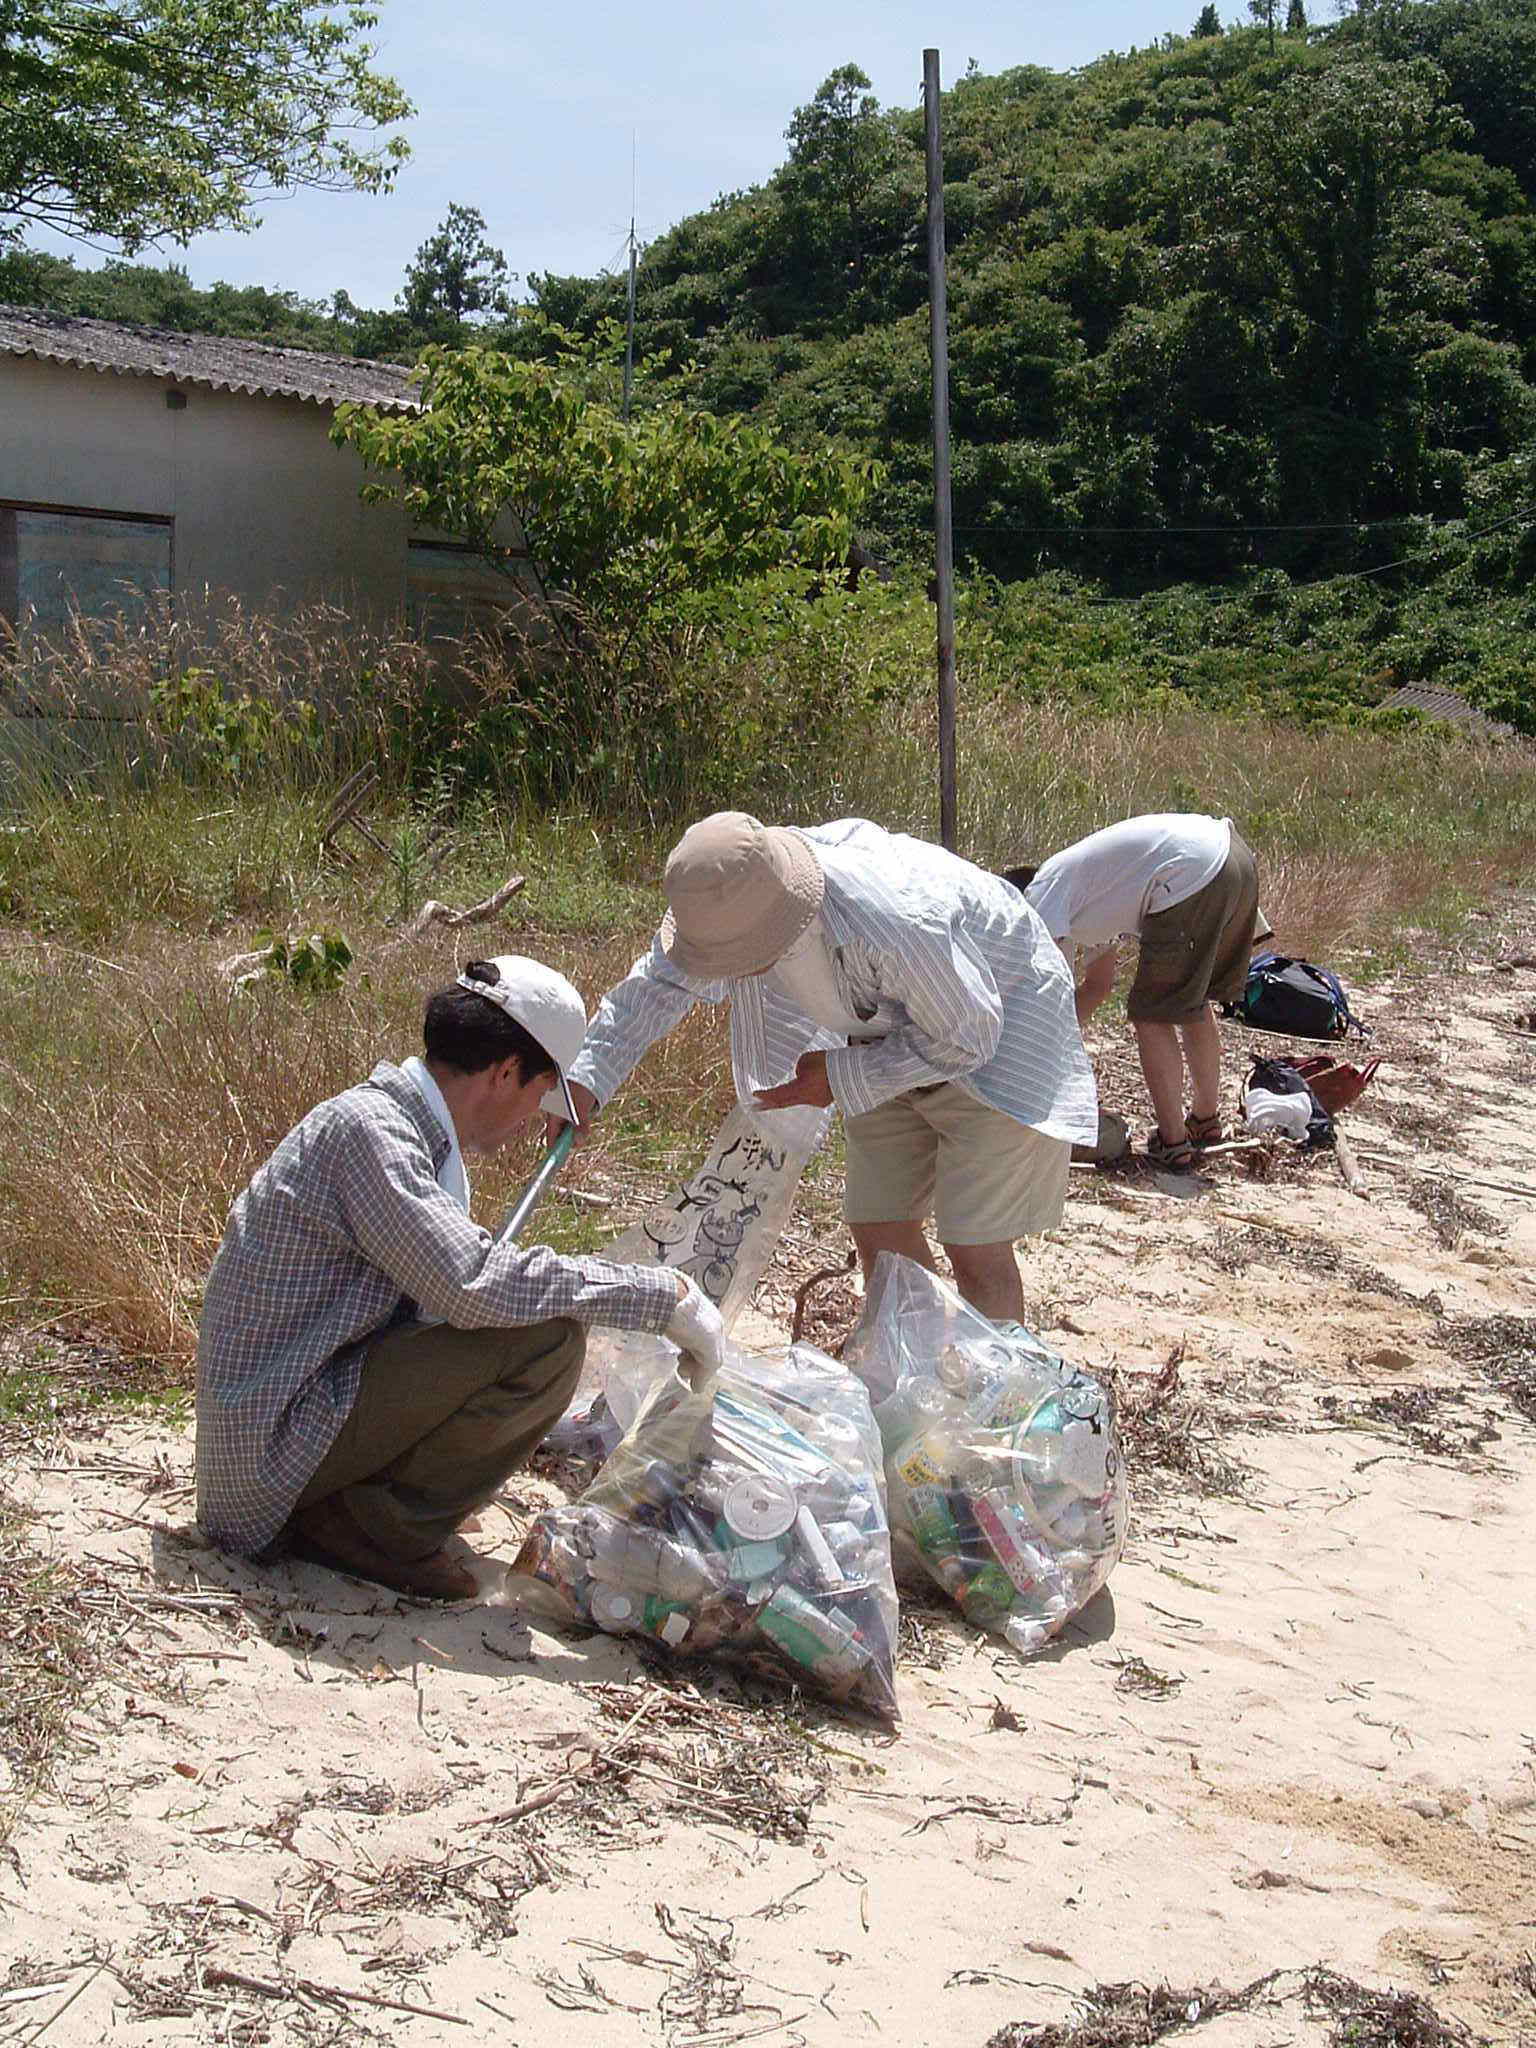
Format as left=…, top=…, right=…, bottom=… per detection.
left=510, top=1339, right=902, bottom=1720
left=845, top=1253, right=1128, bottom=1660
left=577, top=1512, right=721, bottom=1603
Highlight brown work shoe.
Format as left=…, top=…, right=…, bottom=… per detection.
left=286, top=1496, right=479, bottom=1603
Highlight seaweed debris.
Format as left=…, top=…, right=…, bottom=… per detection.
left=1112, top=1654, right=1185, bottom=1700
left=1114, top=1349, right=1249, bottom=1500
left=1436, top=1315, right=1536, bottom=1426
left=1317, top=1386, right=1501, bottom=1461
left=987, top=1964, right=1482, bottom=2048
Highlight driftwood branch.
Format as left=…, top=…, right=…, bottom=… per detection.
left=202, top=1966, right=469, bottom=2025
left=1334, top=1132, right=1369, bottom=1200
left=384, top=873, right=526, bottom=950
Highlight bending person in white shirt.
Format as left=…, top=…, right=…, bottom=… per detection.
left=551, top=813, right=1098, bottom=1325
left=1010, top=814, right=1268, bottom=1173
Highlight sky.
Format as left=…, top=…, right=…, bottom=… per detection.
left=36, top=0, right=1196, bottom=307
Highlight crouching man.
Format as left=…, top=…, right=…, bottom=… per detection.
left=196, top=956, right=723, bottom=1601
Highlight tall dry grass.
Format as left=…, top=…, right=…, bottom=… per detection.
left=813, top=696, right=1536, bottom=960
left=2, top=604, right=1534, bottom=1367
left=0, top=920, right=740, bottom=1365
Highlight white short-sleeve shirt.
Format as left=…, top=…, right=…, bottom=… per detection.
left=1024, top=814, right=1232, bottom=954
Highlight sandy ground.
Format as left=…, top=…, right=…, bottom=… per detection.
left=3, top=902, right=1535, bottom=2047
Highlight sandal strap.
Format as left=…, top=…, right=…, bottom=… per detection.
left=1147, top=1132, right=1196, bottom=1170
left=1185, top=1112, right=1226, bottom=1145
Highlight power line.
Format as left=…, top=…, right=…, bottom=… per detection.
left=1296, top=502, right=1536, bottom=590
left=1063, top=502, right=1536, bottom=606
left=953, top=516, right=1472, bottom=536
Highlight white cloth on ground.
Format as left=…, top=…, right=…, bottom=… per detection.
left=1242, top=1085, right=1312, bottom=1140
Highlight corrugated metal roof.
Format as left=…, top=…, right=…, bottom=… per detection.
left=1377, top=682, right=1517, bottom=739
left=0, top=304, right=419, bottom=413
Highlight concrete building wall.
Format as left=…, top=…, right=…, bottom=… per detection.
left=0, top=354, right=410, bottom=626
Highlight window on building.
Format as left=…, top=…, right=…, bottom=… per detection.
left=406, top=538, right=537, bottom=644
left=0, top=503, right=172, bottom=634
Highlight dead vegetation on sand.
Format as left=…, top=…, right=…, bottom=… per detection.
left=1316, top=1385, right=1503, bottom=1462
left=1113, top=1348, right=1250, bottom=1501
left=0, top=1488, right=104, bottom=1849
left=986, top=1965, right=1484, bottom=2048
left=1437, top=1314, right=1536, bottom=1426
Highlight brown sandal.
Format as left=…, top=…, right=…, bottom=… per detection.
left=1146, top=1130, right=1197, bottom=1172
left=1185, top=1112, right=1227, bottom=1149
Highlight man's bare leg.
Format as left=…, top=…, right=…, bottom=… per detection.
left=942, top=1240, right=1025, bottom=1323
left=1133, top=1018, right=1191, bottom=1144
left=1177, top=1003, right=1224, bottom=1124
left=850, top=1220, right=936, bottom=1293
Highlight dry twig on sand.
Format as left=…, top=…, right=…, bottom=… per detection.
left=910, top=1766, right=1086, bottom=1835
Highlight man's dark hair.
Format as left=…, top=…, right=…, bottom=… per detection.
left=999, top=864, right=1039, bottom=894
left=423, top=961, right=557, bottom=1079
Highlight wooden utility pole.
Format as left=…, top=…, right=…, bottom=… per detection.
left=622, top=225, right=638, bottom=421
left=923, top=48, right=957, bottom=851
left=623, top=131, right=638, bottom=421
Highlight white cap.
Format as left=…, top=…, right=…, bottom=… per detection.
left=456, top=955, right=587, bottom=1126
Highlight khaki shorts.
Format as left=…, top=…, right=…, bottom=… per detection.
left=844, top=1082, right=1070, bottom=1244
left=1127, top=830, right=1261, bottom=1024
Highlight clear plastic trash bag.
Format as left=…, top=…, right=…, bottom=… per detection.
left=544, top=1102, right=831, bottom=1467
left=843, top=1254, right=1128, bottom=1658
left=510, top=1338, right=901, bottom=1721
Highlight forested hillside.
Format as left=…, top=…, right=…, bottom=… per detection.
left=5, top=0, right=1535, bottom=723
left=530, top=2, right=1536, bottom=594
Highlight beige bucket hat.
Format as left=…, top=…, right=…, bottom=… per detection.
left=659, top=812, right=825, bottom=979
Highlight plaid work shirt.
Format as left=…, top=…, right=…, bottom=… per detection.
left=195, top=1061, right=679, bottom=1556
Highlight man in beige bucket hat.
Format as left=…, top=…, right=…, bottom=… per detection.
left=554, top=814, right=1098, bottom=1323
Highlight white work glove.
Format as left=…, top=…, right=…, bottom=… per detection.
left=665, top=1279, right=726, bottom=1391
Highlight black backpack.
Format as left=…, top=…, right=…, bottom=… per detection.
left=1223, top=953, right=1366, bottom=1041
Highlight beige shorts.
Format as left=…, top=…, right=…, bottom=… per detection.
left=844, top=1083, right=1070, bottom=1245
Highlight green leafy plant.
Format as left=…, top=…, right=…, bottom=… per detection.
left=147, top=668, right=318, bottom=782
left=0, top=0, right=411, bottom=251
left=244, top=929, right=355, bottom=995
left=333, top=333, right=881, bottom=646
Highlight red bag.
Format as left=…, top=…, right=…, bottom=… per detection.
left=1290, top=1054, right=1381, bottom=1115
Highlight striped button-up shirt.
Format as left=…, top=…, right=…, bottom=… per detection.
left=195, top=1062, right=679, bottom=1556
left=572, top=819, right=1098, bottom=1144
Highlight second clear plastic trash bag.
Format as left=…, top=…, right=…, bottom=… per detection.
left=843, top=1254, right=1128, bottom=1658
left=509, top=1339, right=901, bottom=1722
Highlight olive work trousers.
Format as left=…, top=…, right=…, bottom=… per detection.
left=295, top=1316, right=585, bottom=1561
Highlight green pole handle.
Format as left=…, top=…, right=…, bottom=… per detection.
left=498, top=1122, right=576, bottom=1243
